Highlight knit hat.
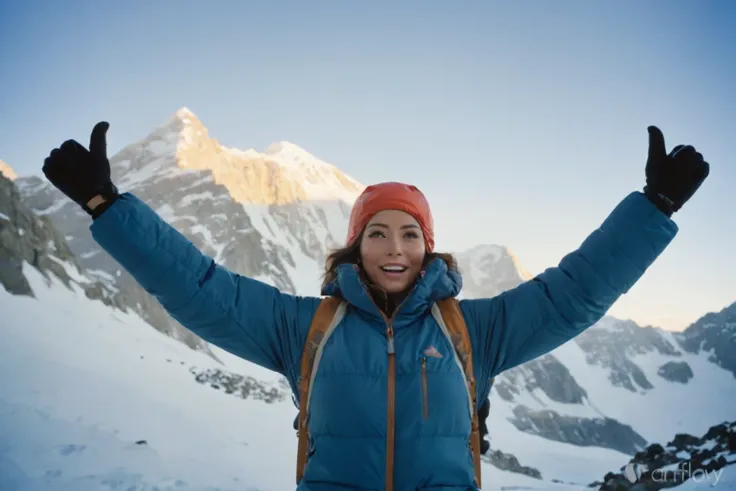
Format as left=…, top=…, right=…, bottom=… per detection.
left=346, top=181, right=435, bottom=252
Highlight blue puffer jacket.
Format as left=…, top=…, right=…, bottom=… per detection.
left=89, top=190, right=678, bottom=491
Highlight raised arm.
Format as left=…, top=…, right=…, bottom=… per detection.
left=41, top=121, right=317, bottom=384
left=462, top=191, right=677, bottom=377
left=462, top=126, right=709, bottom=379
left=89, top=192, right=318, bottom=377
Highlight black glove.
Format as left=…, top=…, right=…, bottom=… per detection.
left=644, top=125, right=710, bottom=217
left=42, top=121, right=119, bottom=219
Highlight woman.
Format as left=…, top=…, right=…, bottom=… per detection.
left=42, top=122, right=709, bottom=490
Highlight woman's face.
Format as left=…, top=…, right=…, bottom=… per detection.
left=359, top=209, right=426, bottom=295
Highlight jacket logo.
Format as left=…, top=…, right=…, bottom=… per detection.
left=423, top=346, right=443, bottom=358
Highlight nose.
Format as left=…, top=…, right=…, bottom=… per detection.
left=386, top=236, right=403, bottom=256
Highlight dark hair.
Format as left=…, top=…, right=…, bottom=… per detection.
left=321, top=234, right=459, bottom=291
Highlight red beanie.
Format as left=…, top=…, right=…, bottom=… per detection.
left=346, top=182, right=435, bottom=252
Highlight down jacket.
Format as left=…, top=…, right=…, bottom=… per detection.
left=89, top=190, right=678, bottom=491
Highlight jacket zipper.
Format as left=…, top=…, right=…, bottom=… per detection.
left=359, top=275, right=417, bottom=491
left=386, top=322, right=396, bottom=491
left=421, top=356, right=428, bottom=420
left=373, top=298, right=407, bottom=491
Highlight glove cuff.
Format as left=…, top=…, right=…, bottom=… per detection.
left=83, top=182, right=120, bottom=219
left=643, top=185, right=676, bottom=217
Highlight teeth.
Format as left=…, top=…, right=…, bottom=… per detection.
left=381, top=266, right=407, bottom=272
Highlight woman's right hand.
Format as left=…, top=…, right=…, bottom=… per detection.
left=42, top=121, right=120, bottom=218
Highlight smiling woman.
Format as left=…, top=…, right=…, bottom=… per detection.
left=321, top=182, right=458, bottom=314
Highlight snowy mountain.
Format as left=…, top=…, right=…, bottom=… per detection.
left=0, top=171, right=121, bottom=308
left=2, top=107, right=735, bottom=489
left=676, top=302, right=736, bottom=381
left=455, top=244, right=533, bottom=299
left=14, top=108, right=363, bottom=353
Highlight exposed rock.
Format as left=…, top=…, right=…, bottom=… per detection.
left=189, top=366, right=289, bottom=404
left=595, top=421, right=735, bottom=491
left=575, top=318, right=682, bottom=393
left=510, top=405, right=647, bottom=455
left=1, top=172, right=121, bottom=309
left=656, top=361, right=693, bottom=384
left=482, top=448, right=542, bottom=480
left=675, top=302, right=736, bottom=379
left=495, top=354, right=588, bottom=404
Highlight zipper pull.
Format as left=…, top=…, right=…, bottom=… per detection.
left=387, top=326, right=395, bottom=354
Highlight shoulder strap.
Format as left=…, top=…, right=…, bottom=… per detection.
left=432, top=298, right=482, bottom=489
left=295, top=296, right=346, bottom=484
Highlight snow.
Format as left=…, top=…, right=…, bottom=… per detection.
left=180, top=191, right=221, bottom=207
left=487, top=392, right=626, bottom=483
left=189, top=223, right=226, bottom=263
left=1, top=264, right=300, bottom=490
left=264, top=141, right=312, bottom=163
left=116, top=159, right=132, bottom=172
left=117, top=158, right=167, bottom=189
left=46, top=254, right=89, bottom=284
left=247, top=140, right=364, bottom=204
left=35, top=197, right=73, bottom=216
left=509, top=387, right=603, bottom=419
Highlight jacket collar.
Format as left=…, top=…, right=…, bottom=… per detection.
left=321, top=257, right=462, bottom=327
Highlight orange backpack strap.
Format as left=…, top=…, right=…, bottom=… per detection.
left=433, top=298, right=482, bottom=489
left=296, top=296, right=346, bottom=484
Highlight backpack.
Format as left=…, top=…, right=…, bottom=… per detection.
left=294, top=296, right=486, bottom=488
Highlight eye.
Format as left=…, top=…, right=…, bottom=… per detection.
left=368, top=230, right=385, bottom=238
left=404, top=231, right=420, bottom=239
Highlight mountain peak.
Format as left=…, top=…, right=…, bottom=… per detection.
left=0, top=160, right=18, bottom=181
left=105, top=108, right=363, bottom=206
left=455, top=243, right=533, bottom=300
left=163, top=106, right=206, bottom=134
left=175, top=106, right=196, bottom=119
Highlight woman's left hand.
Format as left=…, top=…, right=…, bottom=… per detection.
left=643, top=125, right=710, bottom=216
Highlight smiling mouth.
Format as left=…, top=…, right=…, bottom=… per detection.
left=380, top=266, right=408, bottom=273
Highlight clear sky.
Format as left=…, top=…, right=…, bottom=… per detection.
left=1, top=1, right=734, bottom=331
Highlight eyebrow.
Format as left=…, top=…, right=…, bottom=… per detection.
left=366, top=223, right=420, bottom=229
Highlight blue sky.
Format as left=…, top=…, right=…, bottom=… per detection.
left=1, top=0, right=734, bottom=331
